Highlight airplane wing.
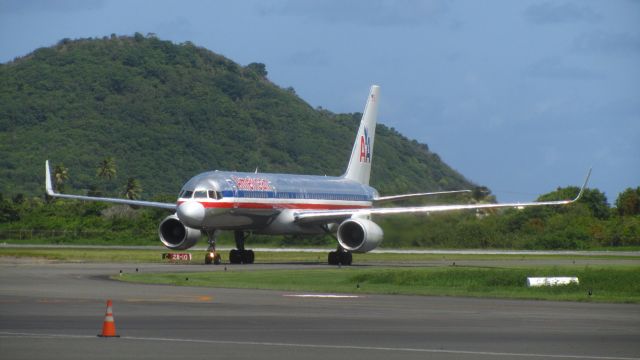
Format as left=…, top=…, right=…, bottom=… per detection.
left=45, top=161, right=176, bottom=210
left=373, top=190, right=472, bottom=203
left=294, top=169, right=591, bottom=224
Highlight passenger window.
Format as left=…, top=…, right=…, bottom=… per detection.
left=182, top=190, right=193, bottom=199
left=194, top=190, right=207, bottom=198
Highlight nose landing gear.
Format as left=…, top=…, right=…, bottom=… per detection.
left=205, top=251, right=221, bottom=265
left=204, top=230, right=221, bottom=265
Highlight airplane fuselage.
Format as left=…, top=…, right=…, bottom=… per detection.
left=176, top=171, right=378, bottom=234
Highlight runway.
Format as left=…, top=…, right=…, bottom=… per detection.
left=1, top=259, right=639, bottom=360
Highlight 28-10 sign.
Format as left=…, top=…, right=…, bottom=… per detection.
left=162, top=253, right=192, bottom=261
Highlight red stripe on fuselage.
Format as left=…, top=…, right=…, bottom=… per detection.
left=176, top=200, right=371, bottom=210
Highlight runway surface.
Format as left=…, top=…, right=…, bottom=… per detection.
left=1, top=258, right=639, bottom=360
left=3, top=243, right=639, bottom=257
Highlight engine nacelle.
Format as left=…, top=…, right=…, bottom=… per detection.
left=337, top=218, right=383, bottom=253
left=158, top=214, right=201, bottom=250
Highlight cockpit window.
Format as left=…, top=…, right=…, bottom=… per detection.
left=194, top=190, right=207, bottom=199
left=182, top=190, right=193, bottom=199
left=208, top=190, right=222, bottom=200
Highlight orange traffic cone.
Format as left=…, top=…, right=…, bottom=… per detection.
left=97, top=299, right=119, bottom=337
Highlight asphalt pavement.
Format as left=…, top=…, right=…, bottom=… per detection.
left=1, top=258, right=638, bottom=360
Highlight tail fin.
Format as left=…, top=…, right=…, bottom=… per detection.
left=343, top=85, right=380, bottom=185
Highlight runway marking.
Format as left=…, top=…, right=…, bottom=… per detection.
left=1, top=331, right=638, bottom=360
left=283, top=294, right=360, bottom=299
left=123, top=295, right=213, bottom=303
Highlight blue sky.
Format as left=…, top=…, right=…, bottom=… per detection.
left=1, top=0, right=638, bottom=202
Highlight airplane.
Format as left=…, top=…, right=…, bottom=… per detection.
left=45, top=85, right=591, bottom=265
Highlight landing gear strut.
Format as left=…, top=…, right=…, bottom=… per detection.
left=229, top=230, right=254, bottom=264
left=204, top=230, right=221, bottom=265
left=328, top=247, right=352, bottom=266
left=321, top=225, right=352, bottom=266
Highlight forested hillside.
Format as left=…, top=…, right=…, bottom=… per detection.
left=0, top=34, right=473, bottom=198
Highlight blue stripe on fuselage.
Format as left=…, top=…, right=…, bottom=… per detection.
left=220, top=190, right=371, bottom=201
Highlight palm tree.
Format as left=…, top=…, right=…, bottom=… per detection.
left=122, top=177, right=142, bottom=200
left=97, top=157, right=117, bottom=181
left=53, top=164, right=69, bottom=192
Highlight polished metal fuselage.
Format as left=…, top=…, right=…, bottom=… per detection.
left=176, top=171, right=377, bottom=234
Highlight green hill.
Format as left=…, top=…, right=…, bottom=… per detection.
left=0, top=34, right=475, bottom=198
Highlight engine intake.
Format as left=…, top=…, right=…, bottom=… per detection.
left=159, top=214, right=201, bottom=250
left=337, top=218, right=383, bottom=253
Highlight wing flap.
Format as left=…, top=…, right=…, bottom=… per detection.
left=295, top=169, right=591, bottom=223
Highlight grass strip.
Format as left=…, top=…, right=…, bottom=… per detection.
left=2, top=247, right=639, bottom=263
left=117, top=266, right=640, bottom=303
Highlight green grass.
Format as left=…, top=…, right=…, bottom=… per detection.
left=118, top=266, right=640, bottom=303
left=3, top=247, right=638, bottom=303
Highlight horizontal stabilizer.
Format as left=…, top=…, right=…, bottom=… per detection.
left=374, top=190, right=472, bottom=203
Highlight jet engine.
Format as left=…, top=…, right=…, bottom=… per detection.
left=158, top=214, right=201, bottom=250
left=336, top=218, right=383, bottom=253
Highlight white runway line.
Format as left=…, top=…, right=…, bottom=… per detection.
left=1, top=331, right=638, bottom=360
left=283, top=294, right=360, bottom=298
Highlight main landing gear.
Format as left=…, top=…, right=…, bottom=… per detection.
left=230, top=230, right=254, bottom=264
left=321, top=224, right=352, bottom=266
left=328, top=248, right=352, bottom=266
left=204, top=230, right=255, bottom=265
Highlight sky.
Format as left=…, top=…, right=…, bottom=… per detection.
left=1, top=0, right=638, bottom=202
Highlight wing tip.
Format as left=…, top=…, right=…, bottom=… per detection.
left=572, top=168, right=592, bottom=202
left=45, top=160, right=56, bottom=196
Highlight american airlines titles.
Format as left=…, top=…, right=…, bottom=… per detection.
left=231, top=176, right=273, bottom=191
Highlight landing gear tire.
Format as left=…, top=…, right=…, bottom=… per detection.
left=229, top=249, right=255, bottom=264
left=205, top=251, right=221, bottom=265
left=242, top=250, right=255, bottom=264
left=328, top=251, right=338, bottom=265
left=229, top=249, right=241, bottom=264
left=328, top=251, right=352, bottom=266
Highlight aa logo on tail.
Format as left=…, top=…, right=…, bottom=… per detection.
left=359, top=127, right=371, bottom=163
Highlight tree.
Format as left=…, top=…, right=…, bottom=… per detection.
left=615, top=187, right=640, bottom=216
left=0, top=193, right=20, bottom=223
left=246, top=62, right=267, bottom=78
left=538, top=186, right=610, bottom=219
left=53, top=163, right=69, bottom=192
left=472, top=186, right=492, bottom=202
left=122, top=177, right=142, bottom=200
left=97, top=157, right=117, bottom=181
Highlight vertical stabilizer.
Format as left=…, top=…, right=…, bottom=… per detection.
left=343, top=85, right=379, bottom=185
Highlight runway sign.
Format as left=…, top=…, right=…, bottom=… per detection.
left=527, top=277, right=579, bottom=287
left=162, top=253, right=192, bottom=261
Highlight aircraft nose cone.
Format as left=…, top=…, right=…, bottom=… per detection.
left=176, top=201, right=205, bottom=228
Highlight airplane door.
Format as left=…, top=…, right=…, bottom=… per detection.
left=232, top=185, right=239, bottom=208
left=226, top=180, right=239, bottom=209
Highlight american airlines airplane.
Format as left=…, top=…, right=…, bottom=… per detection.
left=45, top=85, right=590, bottom=265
